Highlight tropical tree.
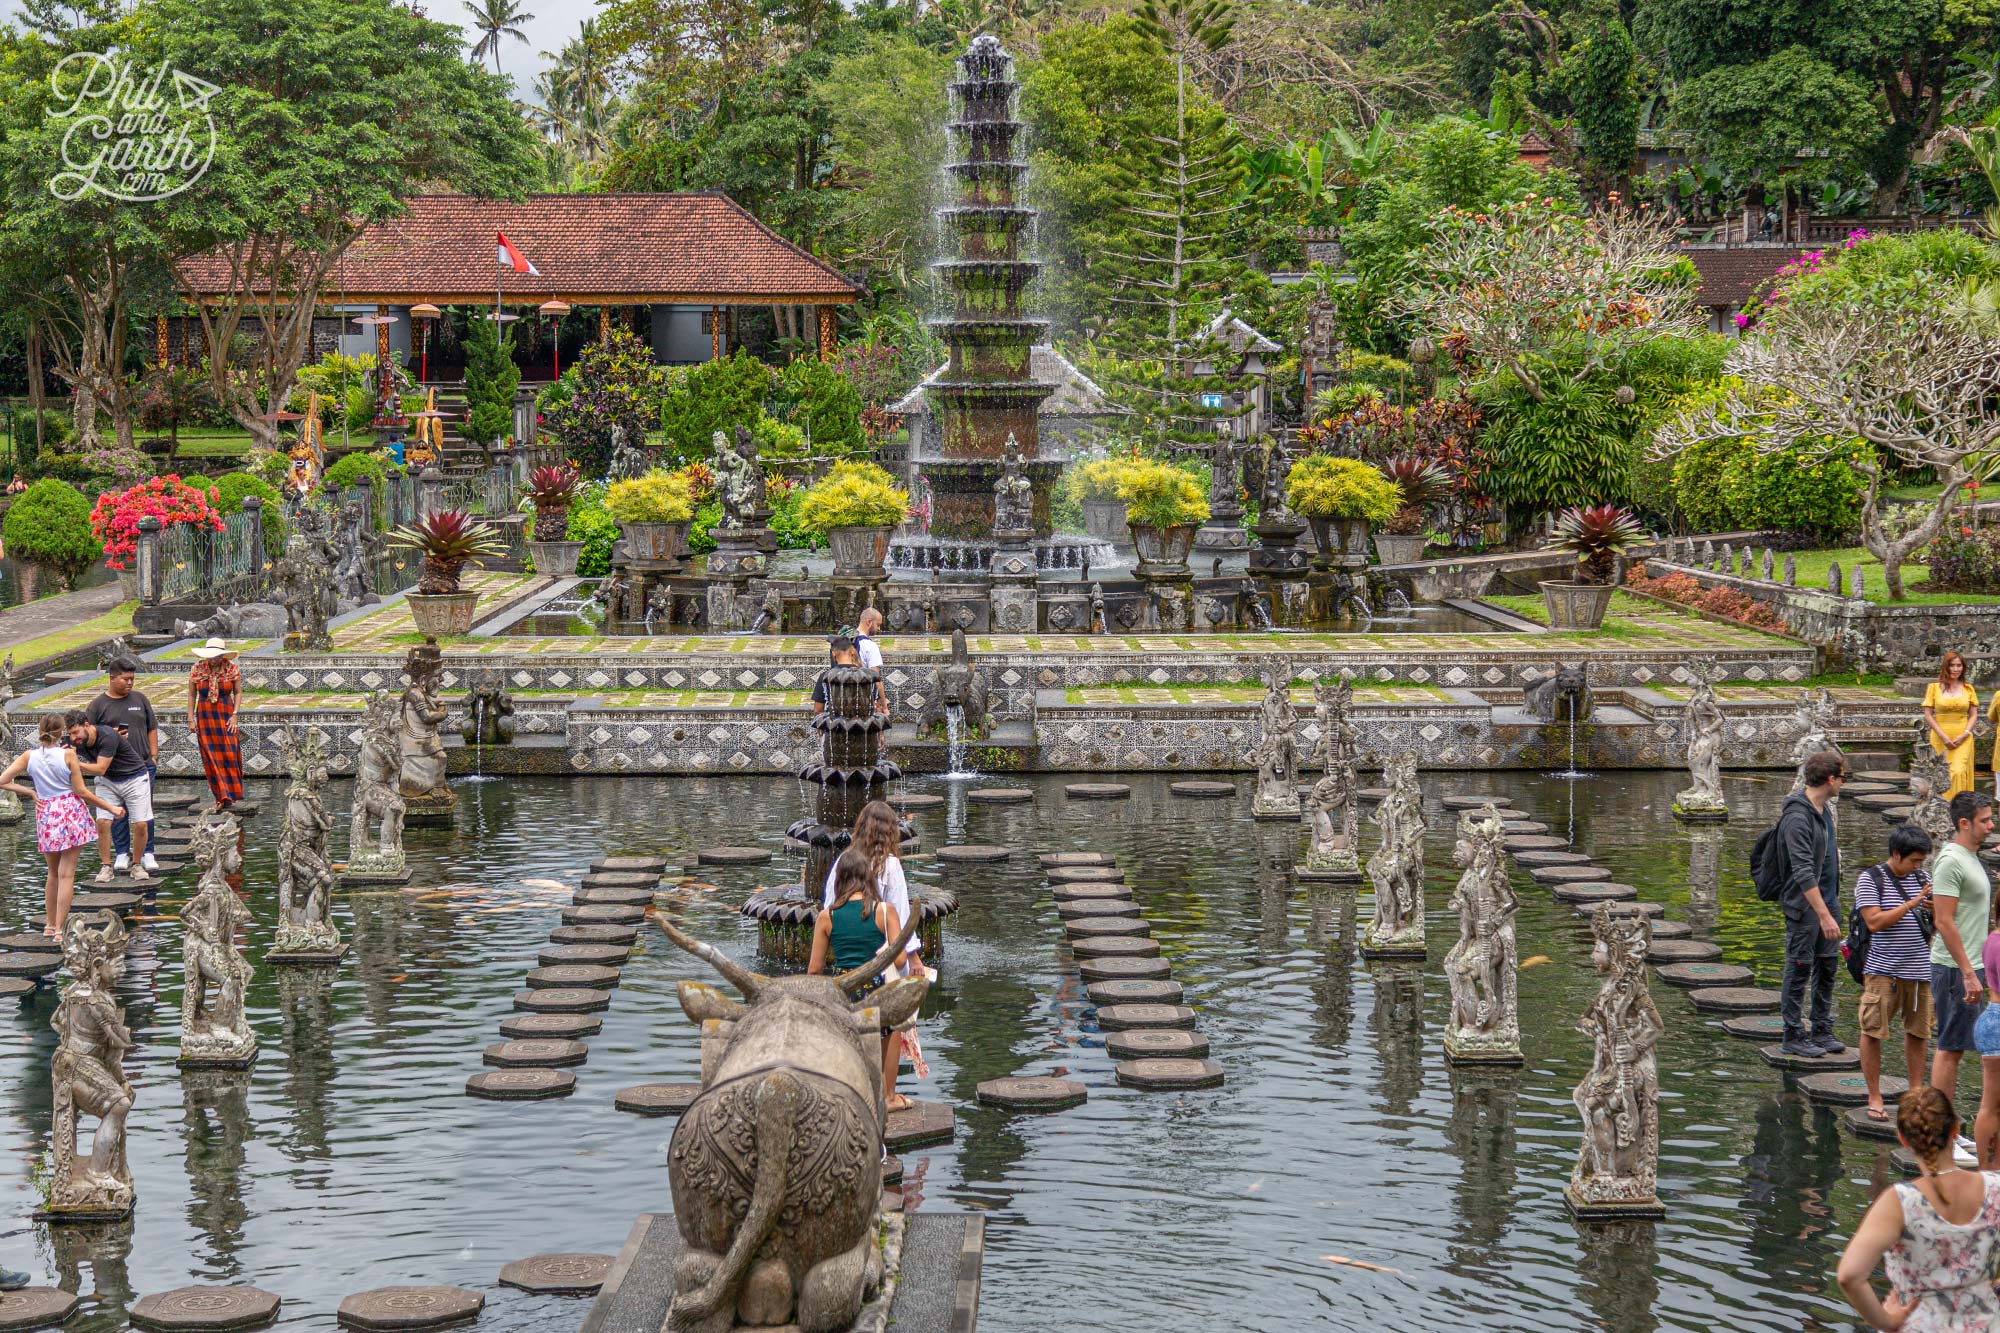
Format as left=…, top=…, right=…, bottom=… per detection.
left=466, top=0, right=536, bottom=80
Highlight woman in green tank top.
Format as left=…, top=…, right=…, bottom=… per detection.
left=810, top=846, right=904, bottom=983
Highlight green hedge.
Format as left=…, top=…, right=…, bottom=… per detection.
left=3, top=478, right=100, bottom=588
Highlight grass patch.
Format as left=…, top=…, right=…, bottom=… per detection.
left=4, top=601, right=137, bottom=667
left=1481, top=591, right=1652, bottom=639
left=1774, top=547, right=2000, bottom=606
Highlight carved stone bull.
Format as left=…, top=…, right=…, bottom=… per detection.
left=657, top=911, right=926, bottom=1332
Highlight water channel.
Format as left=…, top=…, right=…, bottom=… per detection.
left=0, top=769, right=1905, bottom=1329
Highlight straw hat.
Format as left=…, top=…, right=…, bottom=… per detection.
left=191, top=638, right=239, bottom=661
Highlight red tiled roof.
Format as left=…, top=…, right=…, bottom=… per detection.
left=178, top=193, right=859, bottom=305
left=1681, top=245, right=1811, bottom=307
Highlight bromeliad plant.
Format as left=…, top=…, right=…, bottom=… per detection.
left=388, top=509, right=507, bottom=595
left=1550, top=503, right=1645, bottom=584
left=1379, top=457, right=1448, bottom=536
left=522, top=462, right=583, bottom=541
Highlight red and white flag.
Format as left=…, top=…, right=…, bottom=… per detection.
left=496, top=232, right=539, bottom=275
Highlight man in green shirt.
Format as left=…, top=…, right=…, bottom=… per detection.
left=1929, top=791, right=1996, bottom=1099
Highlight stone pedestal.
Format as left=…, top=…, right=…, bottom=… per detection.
left=400, top=787, right=457, bottom=826
left=1249, top=517, right=1310, bottom=577
left=704, top=528, right=769, bottom=579
left=1142, top=578, right=1193, bottom=632
left=987, top=534, right=1038, bottom=634
left=705, top=577, right=753, bottom=632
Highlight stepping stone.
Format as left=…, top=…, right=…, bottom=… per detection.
left=1441, top=795, right=1507, bottom=810
left=1078, top=955, right=1171, bottom=982
left=1799, top=1071, right=1903, bottom=1107
left=591, top=856, right=667, bottom=873
left=884, top=1099, right=955, bottom=1150
left=1647, top=939, right=1723, bottom=964
left=1170, top=780, right=1236, bottom=798
left=130, top=1286, right=282, bottom=1332
left=579, top=871, right=658, bottom=888
left=1551, top=882, right=1638, bottom=904
left=1056, top=898, right=1140, bottom=920
left=1852, top=792, right=1909, bottom=811
left=0, top=935, right=60, bottom=954
left=1503, top=835, right=1570, bottom=852
left=525, top=964, right=621, bottom=990
left=1844, top=1106, right=1904, bottom=1142
left=1841, top=781, right=1898, bottom=797
left=1687, top=986, right=1781, bottom=1013
left=937, top=845, right=1010, bottom=863
left=1065, top=917, right=1150, bottom=939
left=1087, top=978, right=1183, bottom=1006
left=1066, top=783, right=1130, bottom=799
left=1357, top=788, right=1388, bottom=803
left=1502, top=820, right=1551, bottom=835
left=696, top=846, right=771, bottom=866
left=500, top=1013, right=601, bottom=1040
left=1529, top=864, right=1611, bottom=883
left=1655, top=962, right=1755, bottom=988
left=968, top=788, right=1032, bottom=803
left=1592, top=901, right=1665, bottom=919
left=0, top=978, right=35, bottom=999
left=483, top=1039, right=588, bottom=1069
left=882, top=1156, right=903, bottom=1187
left=1720, top=1014, right=1787, bottom=1041
left=975, top=1076, right=1087, bottom=1111
left=1041, top=852, right=1115, bottom=867
left=1115, top=1058, right=1224, bottom=1090
left=573, top=888, right=654, bottom=907
left=0, top=1289, right=80, bottom=1331
left=71, top=891, right=142, bottom=911
left=895, top=794, right=946, bottom=811
left=224, top=802, right=259, bottom=818
left=1761, top=1042, right=1861, bottom=1072
left=1046, top=865, right=1124, bottom=884
left=537, top=944, right=630, bottom=968
left=497, top=1254, right=613, bottom=1297
left=613, top=1083, right=700, bottom=1117
left=1095, top=1002, right=1196, bottom=1030
left=1514, top=850, right=1594, bottom=867
left=1071, top=935, right=1161, bottom=960
left=1106, top=1029, right=1209, bottom=1060
left=337, top=1287, right=484, bottom=1331
left=549, top=924, right=639, bottom=946
left=465, top=1070, right=574, bottom=1101
left=560, top=904, right=645, bottom=926
left=1051, top=883, right=1133, bottom=902
left=152, top=791, right=203, bottom=810
left=512, top=988, right=610, bottom=1014
left=1852, top=768, right=1908, bottom=784
left=1648, top=921, right=1692, bottom=940
left=1876, top=806, right=1916, bottom=823
left=0, top=953, right=61, bottom=979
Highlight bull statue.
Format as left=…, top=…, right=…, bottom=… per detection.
left=657, top=911, right=926, bottom=1333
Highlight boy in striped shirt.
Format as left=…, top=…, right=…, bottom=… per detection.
left=1855, top=823, right=1936, bottom=1120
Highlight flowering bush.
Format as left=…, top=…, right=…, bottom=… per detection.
left=88, top=475, right=225, bottom=572
left=1735, top=229, right=1872, bottom=330
left=1627, top=566, right=1790, bottom=632
left=1923, top=526, right=2000, bottom=593
left=1295, top=393, right=1491, bottom=544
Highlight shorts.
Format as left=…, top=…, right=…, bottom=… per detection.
left=1859, top=975, right=1934, bottom=1040
left=1977, top=1003, right=2000, bottom=1058
left=91, top=771, right=151, bottom=825
left=1933, top=964, right=1987, bottom=1052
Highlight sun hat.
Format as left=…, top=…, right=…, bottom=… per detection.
left=190, top=638, right=239, bottom=661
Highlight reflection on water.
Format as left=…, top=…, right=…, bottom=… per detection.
left=0, top=770, right=1923, bottom=1328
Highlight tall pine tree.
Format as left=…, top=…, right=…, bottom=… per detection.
left=462, top=317, right=520, bottom=447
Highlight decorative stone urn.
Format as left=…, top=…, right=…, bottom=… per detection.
left=526, top=539, right=584, bottom=577
left=1539, top=580, right=1616, bottom=630
left=1373, top=533, right=1428, bottom=566
left=1082, top=499, right=1128, bottom=543
left=1129, top=522, right=1196, bottom=577
left=1308, top=515, right=1372, bottom=569
left=826, top=525, right=890, bottom=579
left=617, top=520, right=691, bottom=568
left=405, top=590, right=480, bottom=636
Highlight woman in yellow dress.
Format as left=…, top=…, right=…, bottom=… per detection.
left=1923, top=650, right=1979, bottom=798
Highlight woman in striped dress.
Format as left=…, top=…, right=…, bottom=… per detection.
left=187, top=639, right=242, bottom=812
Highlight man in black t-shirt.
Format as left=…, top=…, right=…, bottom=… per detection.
left=85, top=657, right=158, bottom=875
left=811, top=637, right=860, bottom=716
left=65, top=709, right=154, bottom=883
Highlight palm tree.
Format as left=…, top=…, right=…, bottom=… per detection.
left=466, top=0, right=535, bottom=80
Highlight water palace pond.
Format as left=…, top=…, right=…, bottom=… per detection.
left=0, top=769, right=1920, bottom=1330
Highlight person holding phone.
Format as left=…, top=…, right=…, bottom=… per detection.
left=1855, top=824, right=1936, bottom=1121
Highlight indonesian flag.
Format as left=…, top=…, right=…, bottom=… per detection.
left=496, top=232, right=539, bottom=275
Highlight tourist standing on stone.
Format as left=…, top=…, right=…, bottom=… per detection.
left=65, top=710, right=154, bottom=885
left=820, top=800, right=921, bottom=1111
left=1778, top=751, right=1847, bottom=1057
left=1924, top=652, right=1980, bottom=800
left=0, top=716, right=124, bottom=937
left=1928, top=791, right=1997, bottom=1133
left=807, top=846, right=907, bottom=1106
left=187, top=639, right=243, bottom=814
left=1837, top=1087, right=2000, bottom=1331
left=1854, top=824, right=1935, bottom=1121
left=854, top=608, right=889, bottom=714
left=85, top=658, right=157, bottom=877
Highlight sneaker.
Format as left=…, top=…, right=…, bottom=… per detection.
left=113, top=854, right=129, bottom=873
left=127, top=865, right=149, bottom=883
left=1781, top=1036, right=1826, bottom=1058
left=92, top=865, right=116, bottom=884
left=0, top=1269, right=29, bottom=1292
left=1812, top=1033, right=1847, bottom=1054
left=140, top=853, right=159, bottom=872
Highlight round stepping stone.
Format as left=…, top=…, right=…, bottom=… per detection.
left=1056, top=898, right=1140, bottom=920
left=1078, top=955, right=1171, bottom=982
left=1720, top=1014, right=1787, bottom=1041
left=1115, top=1058, right=1224, bottom=1090
left=1356, top=788, right=1387, bottom=803
left=1441, top=795, right=1506, bottom=810
left=1592, top=901, right=1665, bottom=919
left=550, top=924, right=638, bottom=946
left=1041, top=852, right=1115, bottom=867
left=337, top=1286, right=484, bottom=1331
left=1648, top=939, right=1723, bottom=964
left=0, top=934, right=60, bottom=954
left=580, top=871, right=658, bottom=887
left=1844, top=1106, right=1904, bottom=1142
left=1046, top=865, right=1124, bottom=883
left=975, top=1076, right=1087, bottom=1111
left=968, top=788, right=1032, bottom=803
left=1688, top=986, right=1781, bottom=1013
left=591, top=856, right=667, bottom=873
left=1799, top=1071, right=1903, bottom=1107
left=152, top=790, right=203, bottom=809
left=526, top=964, right=621, bottom=990
left=1095, top=1002, right=1197, bottom=1031
left=895, top=794, right=946, bottom=811
left=1514, top=850, right=1594, bottom=867
left=573, top=888, right=654, bottom=907
left=1655, top=961, right=1754, bottom=988
left=1065, top=916, right=1150, bottom=939
left=1876, top=805, right=1916, bottom=823
left=1841, top=781, right=1898, bottom=797
left=71, top=891, right=141, bottom=911
left=1529, top=864, right=1611, bottom=883
left=0, top=953, right=61, bottom=979
left=885, top=1099, right=956, bottom=1150
left=483, top=1039, right=588, bottom=1068
left=1502, top=820, right=1551, bottom=835
left=1051, top=882, right=1132, bottom=902
left=1087, top=978, right=1183, bottom=1006
left=1106, top=1029, right=1209, bottom=1060
left=1852, top=792, right=1909, bottom=811
left=1170, top=780, right=1235, bottom=798
left=560, top=904, right=645, bottom=926
left=614, top=1083, right=700, bottom=1117
left=465, top=1069, right=574, bottom=1101
left=497, top=1254, right=613, bottom=1297
left=1071, top=935, right=1161, bottom=959
left=0, top=1289, right=80, bottom=1332
left=1762, top=1042, right=1860, bottom=1072
left=937, top=845, right=1010, bottom=863
left=1649, top=921, right=1693, bottom=940
left=1503, top=835, right=1570, bottom=852
left=499, top=1012, right=601, bottom=1040
left=129, top=1287, right=280, bottom=1332
left=0, top=978, right=35, bottom=999
left=512, top=987, right=610, bottom=1014
left=1066, top=783, right=1130, bottom=799
left=1852, top=768, right=1908, bottom=784
left=1551, top=882, right=1638, bottom=904
left=537, top=944, right=629, bottom=968
left=697, top=846, right=771, bottom=866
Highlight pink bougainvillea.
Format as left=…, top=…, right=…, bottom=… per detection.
left=88, top=475, right=225, bottom=572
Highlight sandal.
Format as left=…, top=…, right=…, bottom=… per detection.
left=884, top=1093, right=913, bottom=1113
left=1866, top=1105, right=1891, bottom=1121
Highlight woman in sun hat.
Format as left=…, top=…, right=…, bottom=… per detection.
left=187, top=638, right=242, bottom=812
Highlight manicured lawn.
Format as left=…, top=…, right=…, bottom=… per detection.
left=4, top=601, right=136, bottom=666
left=1481, top=591, right=1653, bottom=639
left=1778, top=546, right=2000, bottom=605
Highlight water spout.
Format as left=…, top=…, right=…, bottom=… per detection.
left=942, top=703, right=977, bottom=781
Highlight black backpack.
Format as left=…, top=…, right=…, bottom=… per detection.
left=1845, top=864, right=1935, bottom=986
left=1751, top=820, right=1791, bottom=902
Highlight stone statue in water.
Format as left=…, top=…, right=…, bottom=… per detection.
left=1305, top=677, right=1360, bottom=875
left=1567, top=904, right=1666, bottom=1219
left=1789, top=687, right=1841, bottom=792
left=270, top=533, right=333, bottom=651
left=1443, top=804, right=1521, bottom=1064
left=348, top=690, right=407, bottom=879
left=273, top=725, right=340, bottom=959
left=713, top=428, right=762, bottom=530
left=1251, top=658, right=1300, bottom=818
left=397, top=639, right=454, bottom=818
left=1361, top=749, right=1426, bottom=957
left=179, top=814, right=256, bottom=1066
left=1908, top=719, right=1958, bottom=851
left=48, top=916, right=135, bottom=1218
left=1673, top=677, right=1728, bottom=820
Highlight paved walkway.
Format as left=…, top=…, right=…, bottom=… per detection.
left=0, top=582, right=125, bottom=653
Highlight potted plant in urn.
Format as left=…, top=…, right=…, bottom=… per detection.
left=521, top=462, right=586, bottom=576
left=388, top=509, right=507, bottom=634
left=603, top=471, right=696, bottom=568
left=1114, top=458, right=1209, bottom=575
left=798, top=460, right=909, bottom=579
left=1543, top=503, right=1645, bottom=629
left=1284, top=456, right=1399, bottom=568
left=1066, top=456, right=1132, bottom=543
left=1374, top=457, right=1448, bottom=565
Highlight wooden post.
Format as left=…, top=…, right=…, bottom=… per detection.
left=376, top=304, right=394, bottom=410
left=598, top=306, right=611, bottom=343
left=817, top=305, right=836, bottom=360
left=156, top=314, right=169, bottom=369
left=710, top=304, right=722, bottom=361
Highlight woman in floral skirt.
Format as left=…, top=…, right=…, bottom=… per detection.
left=0, top=715, right=125, bottom=937
left=187, top=639, right=242, bottom=812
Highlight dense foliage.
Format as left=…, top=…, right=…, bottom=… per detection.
left=203, top=472, right=287, bottom=557
left=796, top=461, right=909, bottom=533
left=542, top=330, right=671, bottom=476
left=3, top=479, right=101, bottom=588
left=462, top=318, right=521, bottom=447
left=88, top=476, right=226, bottom=573
left=1284, top=455, right=1400, bottom=523
left=657, top=350, right=772, bottom=461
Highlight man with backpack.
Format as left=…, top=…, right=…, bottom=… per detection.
left=1851, top=824, right=1935, bottom=1120
left=1771, top=750, right=1848, bottom=1057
